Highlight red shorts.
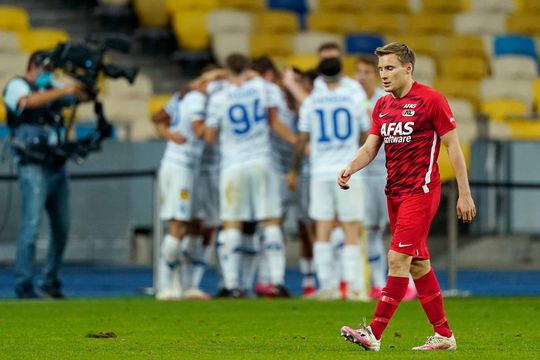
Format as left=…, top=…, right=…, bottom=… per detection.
left=387, top=185, right=441, bottom=260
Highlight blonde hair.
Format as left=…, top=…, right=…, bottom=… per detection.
left=374, top=42, right=415, bottom=70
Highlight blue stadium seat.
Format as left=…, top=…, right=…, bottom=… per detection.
left=345, top=34, right=384, bottom=54
left=268, top=0, right=307, bottom=29
left=494, top=35, right=538, bottom=60
left=0, top=125, right=9, bottom=139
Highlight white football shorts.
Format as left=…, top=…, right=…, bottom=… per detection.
left=158, top=162, right=198, bottom=222
left=363, top=176, right=389, bottom=228
left=309, top=178, right=364, bottom=222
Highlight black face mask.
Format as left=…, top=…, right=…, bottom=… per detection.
left=318, top=57, right=342, bottom=82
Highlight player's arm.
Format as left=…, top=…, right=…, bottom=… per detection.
left=441, top=129, right=476, bottom=223
left=338, top=134, right=382, bottom=190
left=153, top=121, right=187, bottom=144
left=287, top=131, right=309, bottom=191
left=268, top=107, right=297, bottom=145
left=282, top=68, right=308, bottom=105
left=204, top=95, right=220, bottom=145
left=19, top=83, right=84, bottom=109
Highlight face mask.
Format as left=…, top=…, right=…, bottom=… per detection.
left=35, top=71, right=53, bottom=89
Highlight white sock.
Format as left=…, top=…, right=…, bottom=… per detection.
left=161, top=234, right=182, bottom=264
left=191, top=237, right=211, bottom=290
left=158, top=234, right=182, bottom=292
left=241, top=232, right=260, bottom=291
left=313, top=242, right=334, bottom=291
left=367, top=229, right=387, bottom=289
left=299, top=257, right=315, bottom=289
left=343, top=244, right=364, bottom=292
left=330, top=227, right=345, bottom=289
left=180, top=235, right=194, bottom=290
left=217, top=229, right=242, bottom=290
left=263, top=225, right=286, bottom=286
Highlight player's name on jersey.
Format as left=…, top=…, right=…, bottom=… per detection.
left=313, top=95, right=354, bottom=103
left=228, top=87, right=259, bottom=99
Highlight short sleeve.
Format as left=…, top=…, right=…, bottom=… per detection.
left=185, top=92, right=206, bottom=123
left=297, top=100, right=311, bottom=133
left=430, top=93, right=456, bottom=137
left=205, top=93, right=222, bottom=129
left=369, top=97, right=383, bottom=137
left=265, top=82, right=281, bottom=109
left=353, top=95, right=370, bottom=133
left=3, top=78, right=32, bottom=112
left=163, top=93, right=180, bottom=117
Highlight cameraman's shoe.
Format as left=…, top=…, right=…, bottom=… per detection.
left=15, top=284, right=41, bottom=299
left=39, top=280, right=65, bottom=299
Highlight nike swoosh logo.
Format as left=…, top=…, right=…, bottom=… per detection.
left=379, top=113, right=389, bottom=118
left=398, top=243, right=412, bottom=248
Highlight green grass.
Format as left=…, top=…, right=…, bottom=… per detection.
left=0, top=297, right=539, bottom=359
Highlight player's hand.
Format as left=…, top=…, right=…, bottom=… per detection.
left=281, top=68, right=295, bottom=88
left=457, top=193, right=476, bottom=224
left=338, top=168, right=351, bottom=190
left=167, top=131, right=187, bottom=145
left=286, top=170, right=298, bottom=192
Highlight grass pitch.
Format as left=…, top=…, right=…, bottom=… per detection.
left=1, top=297, right=538, bottom=359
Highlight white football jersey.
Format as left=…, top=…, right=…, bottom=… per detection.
left=206, top=77, right=277, bottom=170
left=298, top=81, right=370, bottom=181
left=363, top=87, right=387, bottom=177
left=314, top=75, right=367, bottom=97
left=161, top=91, right=206, bottom=169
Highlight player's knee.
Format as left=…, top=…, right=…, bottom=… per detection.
left=387, top=252, right=411, bottom=275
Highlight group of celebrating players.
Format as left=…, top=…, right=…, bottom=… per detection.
left=151, top=42, right=396, bottom=302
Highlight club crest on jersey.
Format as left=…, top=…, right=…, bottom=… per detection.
left=402, top=109, right=415, bottom=117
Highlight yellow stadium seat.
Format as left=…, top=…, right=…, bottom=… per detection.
left=133, top=0, right=168, bottom=28
left=254, top=11, right=298, bottom=34
left=0, top=97, right=6, bottom=123
left=148, top=94, right=173, bottom=117
left=286, top=54, right=318, bottom=72
left=219, top=0, right=265, bottom=12
left=433, top=78, right=481, bottom=110
left=390, top=35, right=440, bottom=60
left=250, top=34, right=293, bottom=58
left=438, top=143, right=471, bottom=183
left=318, top=0, right=364, bottom=12
left=439, top=35, right=486, bottom=59
left=365, top=0, right=411, bottom=13
left=292, top=31, right=344, bottom=54
left=342, top=56, right=357, bottom=77
left=439, top=56, right=488, bottom=81
left=507, top=15, right=540, bottom=35
left=355, top=14, right=406, bottom=35
left=307, top=12, right=358, bottom=34
left=515, top=0, right=540, bottom=13
left=533, top=79, right=540, bottom=111
left=166, top=0, right=219, bottom=13
left=0, top=6, right=29, bottom=31
left=407, top=13, right=455, bottom=35
left=481, top=99, right=528, bottom=121
left=505, top=119, right=540, bottom=139
left=17, top=29, right=70, bottom=53
left=421, top=0, right=468, bottom=13
left=172, top=11, right=209, bottom=50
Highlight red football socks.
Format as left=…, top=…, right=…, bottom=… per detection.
left=414, top=269, right=452, bottom=338
left=369, top=276, right=409, bottom=340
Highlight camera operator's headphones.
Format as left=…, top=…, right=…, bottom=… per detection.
left=29, top=50, right=54, bottom=71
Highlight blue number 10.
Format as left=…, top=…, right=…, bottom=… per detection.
left=315, top=107, right=352, bottom=142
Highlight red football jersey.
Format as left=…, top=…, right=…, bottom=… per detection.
left=370, top=82, right=456, bottom=196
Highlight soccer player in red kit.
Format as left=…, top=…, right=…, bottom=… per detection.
left=338, top=42, right=476, bottom=351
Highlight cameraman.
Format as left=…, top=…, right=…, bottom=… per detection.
left=3, top=50, right=89, bottom=299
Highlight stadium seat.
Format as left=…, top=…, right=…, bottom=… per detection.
left=507, top=15, right=540, bottom=36
left=0, top=31, right=19, bottom=52
left=492, top=56, right=537, bottom=79
left=355, top=14, right=406, bottom=35
left=533, top=78, right=540, bottom=111
left=148, top=94, right=173, bottom=116
left=505, top=120, right=540, bottom=140
left=439, top=35, right=487, bottom=59
left=286, top=54, right=318, bottom=71
left=341, top=55, right=357, bottom=77
left=448, top=98, right=476, bottom=127
left=345, top=34, right=384, bottom=54
left=365, top=0, right=411, bottom=14
left=432, top=78, right=482, bottom=110
left=267, top=0, right=308, bottom=15
left=454, top=13, right=507, bottom=35
left=317, top=0, right=364, bottom=12
left=515, top=0, right=540, bottom=13
left=132, top=0, right=168, bottom=28
left=438, top=143, right=471, bottom=183
left=481, top=78, right=533, bottom=106
left=407, top=13, right=455, bottom=35
left=292, top=31, right=343, bottom=54
left=440, top=56, right=488, bottom=81
left=220, top=0, right=265, bottom=12
left=250, top=34, right=293, bottom=58
left=254, top=11, right=298, bottom=34
left=481, top=99, right=528, bottom=121
left=0, top=6, right=29, bottom=31
left=420, top=0, right=467, bottom=13
left=414, top=55, right=437, bottom=84
left=105, top=73, right=154, bottom=99
left=98, top=0, right=130, bottom=5
left=17, top=29, right=70, bottom=53
left=166, top=0, right=219, bottom=13
left=390, top=35, right=440, bottom=60
left=212, top=32, right=250, bottom=65
left=469, top=0, right=515, bottom=13
left=307, top=12, right=358, bottom=34
left=172, top=11, right=209, bottom=50
left=207, top=9, right=252, bottom=35
left=0, top=98, right=6, bottom=123
left=493, top=35, right=538, bottom=60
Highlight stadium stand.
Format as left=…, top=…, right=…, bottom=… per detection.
left=316, top=0, right=363, bottom=12
left=292, top=31, right=343, bottom=54
left=132, top=0, right=168, bottom=28
left=0, top=5, right=30, bottom=31
left=345, top=34, right=384, bottom=55
left=16, top=28, right=69, bottom=52
left=407, top=13, right=455, bottom=35
left=491, top=56, right=537, bottom=79
left=254, top=10, right=298, bottom=34
left=166, top=0, right=220, bottom=12
left=172, top=11, right=209, bottom=50
left=454, top=13, right=507, bottom=35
